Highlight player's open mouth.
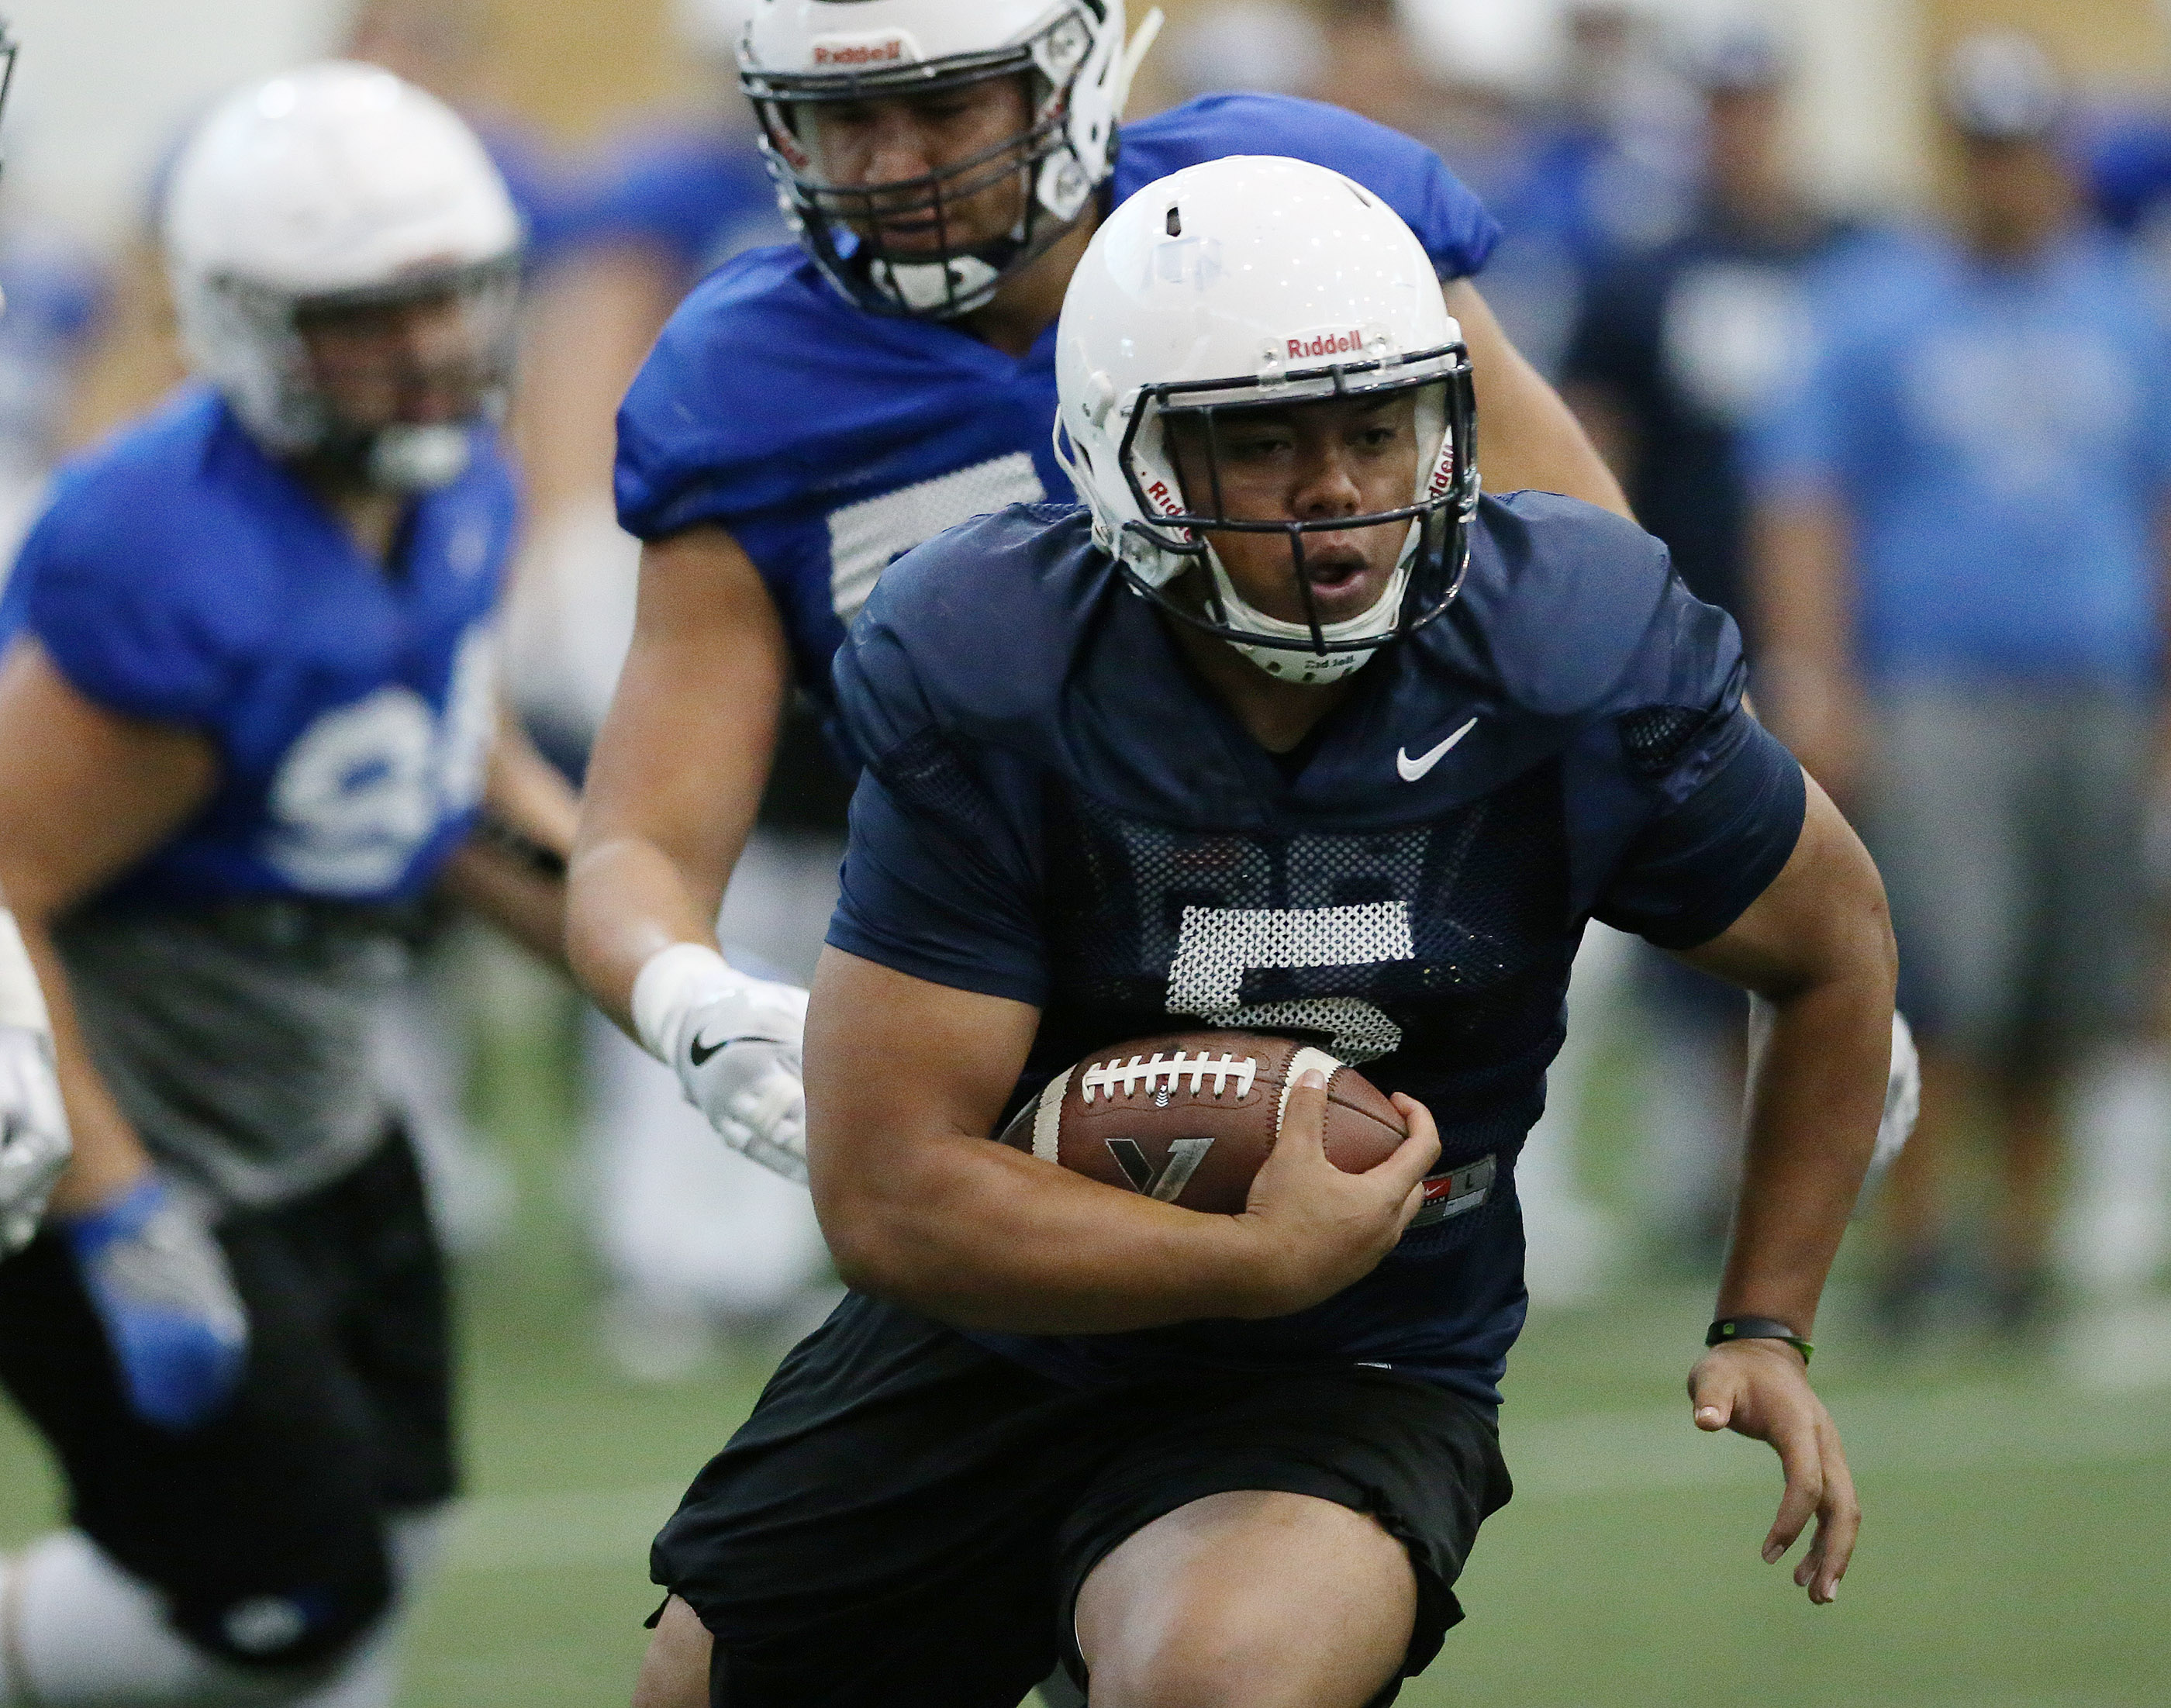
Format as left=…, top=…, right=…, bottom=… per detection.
left=1299, top=550, right=1379, bottom=612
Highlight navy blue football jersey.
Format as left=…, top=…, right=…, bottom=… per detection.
left=0, top=386, right=516, bottom=907
left=828, top=492, right=1806, bottom=1406
left=614, top=93, right=1503, bottom=695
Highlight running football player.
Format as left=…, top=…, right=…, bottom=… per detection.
left=566, top=0, right=1633, bottom=1182
left=0, top=64, right=575, bottom=1708
left=630, top=157, right=1894, bottom=1708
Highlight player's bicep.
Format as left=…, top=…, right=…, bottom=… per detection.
left=1670, top=775, right=1893, bottom=1001
left=806, top=947, right=1039, bottom=1167
left=803, top=947, right=1040, bottom=1249
left=1594, top=706, right=1807, bottom=951
left=0, top=638, right=218, bottom=919
left=576, top=525, right=789, bottom=889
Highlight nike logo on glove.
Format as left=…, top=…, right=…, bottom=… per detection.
left=689, top=1033, right=771, bottom=1068
left=1396, top=716, right=1478, bottom=782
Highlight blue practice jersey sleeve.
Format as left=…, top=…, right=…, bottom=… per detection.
left=9, top=491, right=233, bottom=725
left=1117, top=95, right=1502, bottom=281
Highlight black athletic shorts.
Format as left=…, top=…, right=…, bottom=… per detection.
left=0, top=1129, right=454, bottom=1668
left=651, top=1292, right=1512, bottom=1708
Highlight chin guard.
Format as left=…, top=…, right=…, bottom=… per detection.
left=366, top=424, right=475, bottom=493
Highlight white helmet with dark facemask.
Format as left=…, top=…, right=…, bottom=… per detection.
left=739, top=0, right=1161, bottom=319
left=164, top=61, right=523, bottom=492
left=1055, top=154, right=1479, bottom=685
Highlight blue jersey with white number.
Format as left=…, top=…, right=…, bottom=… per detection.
left=0, top=386, right=516, bottom=908
left=615, top=94, right=1503, bottom=695
left=828, top=492, right=1807, bottom=1406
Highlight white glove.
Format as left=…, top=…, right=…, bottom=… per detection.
left=633, top=944, right=812, bottom=1184
left=1, top=911, right=71, bottom=1255
left=1852, top=1010, right=1920, bottom=1220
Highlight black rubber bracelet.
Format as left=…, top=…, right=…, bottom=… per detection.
left=1706, top=1316, right=1814, bottom=1365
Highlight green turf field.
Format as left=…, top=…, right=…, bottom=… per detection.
left=5, top=989, right=2168, bottom=1706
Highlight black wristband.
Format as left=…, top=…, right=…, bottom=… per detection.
left=1706, top=1316, right=1814, bottom=1364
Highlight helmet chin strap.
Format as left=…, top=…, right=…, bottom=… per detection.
left=1206, top=549, right=1411, bottom=686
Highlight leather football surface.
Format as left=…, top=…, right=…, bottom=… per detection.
left=998, top=1030, right=1405, bottom=1214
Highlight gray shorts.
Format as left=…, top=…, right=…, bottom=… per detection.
left=1862, top=686, right=2155, bottom=1068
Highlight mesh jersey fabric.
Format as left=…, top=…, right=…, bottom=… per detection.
left=824, top=491, right=1806, bottom=1399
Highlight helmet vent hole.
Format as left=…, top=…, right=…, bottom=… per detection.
left=1165, top=206, right=1182, bottom=236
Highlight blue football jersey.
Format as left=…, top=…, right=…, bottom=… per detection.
left=615, top=93, right=1504, bottom=695
left=0, top=386, right=517, bottom=908
left=828, top=492, right=1806, bottom=1406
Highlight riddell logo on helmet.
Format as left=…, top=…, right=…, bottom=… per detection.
left=812, top=38, right=907, bottom=65
left=1286, top=328, right=1365, bottom=359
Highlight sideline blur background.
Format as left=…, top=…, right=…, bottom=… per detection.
left=4, top=0, right=2171, bottom=1703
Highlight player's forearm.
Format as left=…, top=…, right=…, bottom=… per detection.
left=1447, top=281, right=1632, bottom=519
left=9, top=906, right=151, bottom=1213
left=1717, top=945, right=1893, bottom=1337
left=1751, top=497, right=1856, bottom=703
left=565, top=835, right=734, bottom=1033
left=443, top=718, right=579, bottom=968
left=815, top=1131, right=1279, bottom=1334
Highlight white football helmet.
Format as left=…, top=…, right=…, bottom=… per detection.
left=677, top=0, right=760, bottom=64
left=740, top=0, right=1158, bottom=317
left=1054, top=155, right=1479, bottom=684
left=164, top=61, right=523, bottom=490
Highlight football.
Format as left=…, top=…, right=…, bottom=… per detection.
left=998, top=1031, right=1406, bottom=1214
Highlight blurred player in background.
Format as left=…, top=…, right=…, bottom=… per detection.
left=1753, top=33, right=2171, bottom=1337
left=336, top=0, right=582, bottom=1258
left=632, top=154, right=1892, bottom=1708
left=567, top=0, right=1632, bottom=1228
left=1562, top=17, right=1864, bottom=1263
left=504, top=0, right=832, bottom=1375
left=0, top=15, right=74, bottom=1264
left=342, top=0, right=578, bottom=268
left=0, top=63, right=576, bottom=1707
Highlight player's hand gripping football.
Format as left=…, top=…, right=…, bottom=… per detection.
left=1687, top=1340, right=1859, bottom=1604
left=1233, top=1069, right=1441, bottom=1317
left=60, top=1174, right=249, bottom=1432
left=0, top=1025, right=71, bottom=1254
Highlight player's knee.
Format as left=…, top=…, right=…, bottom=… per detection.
left=169, top=1524, right=395, bottom=1672
left=1090, top=1612, right=1331, bottom=1708
left=1081, top=1497, right=1414, bottom=1708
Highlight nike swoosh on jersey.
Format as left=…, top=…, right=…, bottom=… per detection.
left=1396, top=716, right=1479, bottom=782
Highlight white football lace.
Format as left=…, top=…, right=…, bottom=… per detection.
left=1079, top=1050, right=1258, bottom=1103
